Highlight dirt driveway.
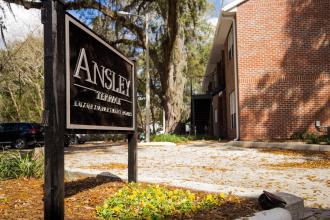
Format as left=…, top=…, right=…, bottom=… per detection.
left=65, top=141, right=330, bottom=210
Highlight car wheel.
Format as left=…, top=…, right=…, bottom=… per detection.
left=70, top=135, right=78, bottom=145
left=78, top=140, right=85, bottom=144
left=13, top=138, right=26, bottom=149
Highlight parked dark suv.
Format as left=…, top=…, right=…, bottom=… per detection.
left=0, top=123, right=44, bottom=149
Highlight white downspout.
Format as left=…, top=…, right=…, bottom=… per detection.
left=223, top=15, right=240, bottom=141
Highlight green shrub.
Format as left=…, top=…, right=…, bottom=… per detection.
left=0, top=150, right=43, bottom=180
left=291, top=132, right=330, bottom=145
left=302, top=133, right=320, bottom=144
left=290, top=132, right=304, bottom=140
left=319, top=135, right=330, bottom=145
left=151, top=134, right=220, bottom=144
left=151, top=134, right=190, bottom=143
left=96, top=183, right=225, bottom=219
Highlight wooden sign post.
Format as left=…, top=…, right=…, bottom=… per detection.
left=43, top=1, right=137, bottom=219
left=43, top=0, right=65, bottom=219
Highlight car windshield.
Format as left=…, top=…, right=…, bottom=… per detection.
left=0, top=123, right=17, bottom=131
left=19, top=124, right=30, bottom=130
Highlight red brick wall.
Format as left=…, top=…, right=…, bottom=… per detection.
left=236, top=0, right=330, bottom=140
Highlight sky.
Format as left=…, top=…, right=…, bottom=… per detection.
left=0, top=4, right=42, bottom=49
left=0, top=0, right=234, bottom=49
left=207, top=0, right=234, bottom=27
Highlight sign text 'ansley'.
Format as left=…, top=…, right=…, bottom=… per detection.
left=73, top=48, right=131, bottom=98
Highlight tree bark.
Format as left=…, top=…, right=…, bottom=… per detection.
left=158, top=0, right=186, bottom=133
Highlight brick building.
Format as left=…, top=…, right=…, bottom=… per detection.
left=196, top=0, right=330, bottom=140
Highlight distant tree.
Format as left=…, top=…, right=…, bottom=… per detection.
left=0, top=35, right=44, bottom=122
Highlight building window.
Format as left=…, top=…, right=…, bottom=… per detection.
left=228, top=28, right=234, bottom=60
left=214, top=109, right=218, bottom=123
left=230, top=91, right=236, bottom=129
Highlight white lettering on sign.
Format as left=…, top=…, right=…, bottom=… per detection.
left=73, top=48, right=93, bottom=84
left=96, top=91, right=121, bottom=105
left=73, top=48, right=131, bottom=97
left=73, top=100, right=132, bottom=116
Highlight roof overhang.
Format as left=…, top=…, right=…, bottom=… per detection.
left=222, top=0, right=248, bottom=12
left=205, top=11, right=235, bottom=76
left=203, top=0, right=249, bottom=91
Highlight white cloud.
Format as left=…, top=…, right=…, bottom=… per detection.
left=207, top=17, right=218, bottom=28
left=0, top=4, right=42, bottom=48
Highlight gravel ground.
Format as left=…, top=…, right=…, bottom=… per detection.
left=64, top=141, right=330, bottom=211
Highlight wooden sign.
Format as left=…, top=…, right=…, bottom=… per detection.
left=65, top=14, right=135, bottom=131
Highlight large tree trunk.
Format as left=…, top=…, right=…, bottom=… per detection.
left=162, top=37, right=186, bottom=133
left=159, top=0, right=186, bottom=133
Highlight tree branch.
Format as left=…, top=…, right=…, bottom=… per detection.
left=109, top=38, right=144, bottom=48
left=66, top=0, right=146, bottom=47
left=3, top=0, right=42, bottom=9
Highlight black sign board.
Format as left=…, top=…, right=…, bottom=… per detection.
left=65, top=14, right=135, bottom=131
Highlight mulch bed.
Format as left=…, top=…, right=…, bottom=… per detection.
left=0, top=177, right=260, bottom=220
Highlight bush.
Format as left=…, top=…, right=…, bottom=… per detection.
left=151, top=134, right=190, bottom=143
left=291, top=132, right=330, bottom=145
left=0, top=150, right=43, bottom=180
left=319, top=135, right=330, bottom=145
left=302, top=133, right=319, bottom=144
left=290, top=132, right=304, bottom=140
left=151, top=134, right=220, bottom=144
left=96, top=183, right=225, bottom=219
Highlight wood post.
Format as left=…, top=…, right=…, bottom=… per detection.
left=43, top=0, right=65, bottom=219
left=128, top=58, right=137, bottom=182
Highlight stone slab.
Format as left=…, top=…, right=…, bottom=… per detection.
left=225, top=141, right=330, bottom=152
left=275, top=192, right=304, bottom=220
left=236, top=208, right=292, bottom=220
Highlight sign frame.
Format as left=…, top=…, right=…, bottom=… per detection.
left=65, top=13, right=136, bottom=131
left=43, top=3, right=137, bottom=219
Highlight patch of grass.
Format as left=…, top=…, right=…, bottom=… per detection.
left=151, top=134, right=191, bottom=143
left=0, top=150, right=43, bottom=180
left=96, top=183, right=226, bottom=219
left=151, top=134, right=220, bottom=144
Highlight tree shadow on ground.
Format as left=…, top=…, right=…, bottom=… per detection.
left=65, top=174, right=123, bottom=198
left=240, top=0, right=330, bottom=140
left=64, top=142, right=126, bottom=155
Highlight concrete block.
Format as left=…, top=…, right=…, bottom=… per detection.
left=226, top=141, right=330, bottom=152
left=236, top=208, right=292, bottom=220
left=275, top=192, right=304, bottom=220
left=320, top=144, right=330, bottom=152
